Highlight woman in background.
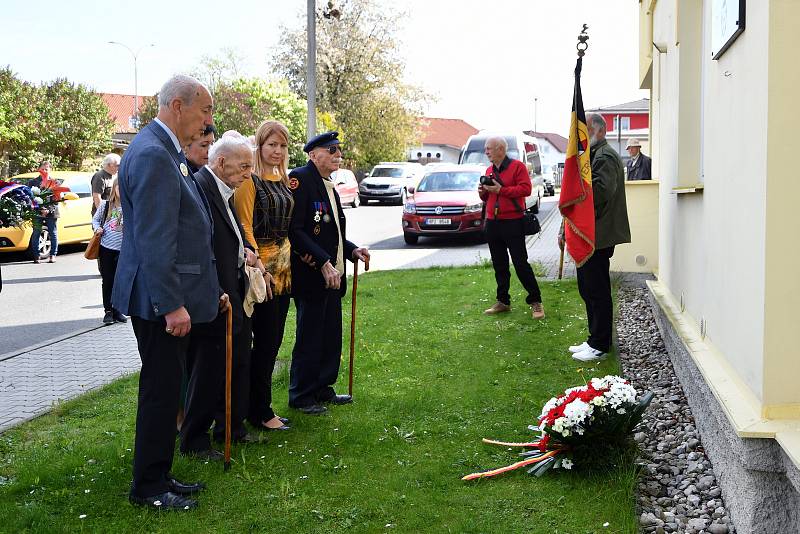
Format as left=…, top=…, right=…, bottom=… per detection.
left=91, top=179, right=126, bottom=325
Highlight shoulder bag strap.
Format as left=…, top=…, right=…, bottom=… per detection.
left=491, top=169, right=525, bottom=215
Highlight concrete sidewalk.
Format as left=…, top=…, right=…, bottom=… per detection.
left=0, top=322, right=140, bottom=432
left=0, top=208, right=575, bottom=434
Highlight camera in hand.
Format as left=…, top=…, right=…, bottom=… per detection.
left=479, top=175, right=495, bottom=186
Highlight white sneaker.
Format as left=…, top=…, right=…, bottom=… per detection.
left=571, top=347, right=607, bottom=362
left=568, top=341, right=590, bottom=353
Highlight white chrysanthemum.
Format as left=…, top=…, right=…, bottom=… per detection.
left=561, top=458, right=573, bottom=470
left=563, top=399, right=593, bottom=425
left=591, top=395, right=607, bottom=406
left=31, top=186, right=41, bottom=195
left=34, top=196, right=43, bottom=204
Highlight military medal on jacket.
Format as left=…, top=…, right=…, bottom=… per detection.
left=180, top=163, right=189, bottom=177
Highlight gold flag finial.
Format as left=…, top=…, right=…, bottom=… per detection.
left=577, top=24, right=589, bottom=57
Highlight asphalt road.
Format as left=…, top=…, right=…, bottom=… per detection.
left=0, top=196, right=558, bottom=355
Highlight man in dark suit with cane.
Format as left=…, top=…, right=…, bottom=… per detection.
left=180, top=134, right=260, bottom=459
left=288, top=131, right=370, bottom=415
left=113, top=74, right=228, bottom=511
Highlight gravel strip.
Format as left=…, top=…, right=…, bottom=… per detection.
left=617, top=286, right=735, bottom=534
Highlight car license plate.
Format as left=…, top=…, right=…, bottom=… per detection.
left=425, top=218, right=451, bottom=225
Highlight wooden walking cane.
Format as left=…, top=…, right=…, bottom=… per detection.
left=349, top=258, right=369, bottom=397
left=558, top=247, right=565, bottom=280
left=224, top=303, right=233, bottom=472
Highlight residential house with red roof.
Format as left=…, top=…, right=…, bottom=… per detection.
left=409, top=117, right=478, bottom=163
left=100, top=93, right=149, bottom=149
left=585, top=98, right=650, bottom=160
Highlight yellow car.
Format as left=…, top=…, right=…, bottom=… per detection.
left=0, top=171, right=95, bottom=258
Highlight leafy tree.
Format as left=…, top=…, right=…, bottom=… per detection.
left=272, top=0, right=425, bottom=171
left=0, top=67, right=45, bottom=176
left=36, top=79, right=114, bottom=170
left=0, top=68, right=114, bottom=176
left=134, top=95, right=159, bottom=130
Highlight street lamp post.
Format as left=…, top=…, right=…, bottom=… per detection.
left=108, top=41, right=154, bottom=128
left=534, top=97, right=538, bottom=132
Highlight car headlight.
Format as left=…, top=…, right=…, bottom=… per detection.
left=403, top=202, right=416, bottom=214
left=359, top=183, right=369, bottom=191
left=389, top=185, right=403, bottom=191
left=464, top=202, right=483, bottom=213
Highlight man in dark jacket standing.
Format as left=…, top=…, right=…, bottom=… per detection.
left=181, top=135, right=258, bottom=458
left=288, top=131, right=370, bottom=415
left=625, top=138, right=652, bottom=180
left=566, top=114, right=630, bottom=362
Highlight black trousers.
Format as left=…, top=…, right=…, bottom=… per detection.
left=289, top=291, right=342, bottom=408
left=485, top=218, right=542, bottom=305
left=179, top=314, right=252, bottom=452
left=98, top=245, right=120, bottom=312
left=576, top=246, right=615, bottom=353
left=248, top=294, right=290, bottom=425
left=130, top=317, right=190, bottom=498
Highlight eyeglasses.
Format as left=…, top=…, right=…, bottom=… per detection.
left=326, top=145, right=343, bottom=155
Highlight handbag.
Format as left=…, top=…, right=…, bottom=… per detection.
left=84, top=201, right=109, bottom=260
left=491, top=171, right=541, bottom=236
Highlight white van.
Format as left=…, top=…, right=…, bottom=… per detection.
left=458, top=132, right=545, bottom=212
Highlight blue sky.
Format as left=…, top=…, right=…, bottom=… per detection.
left=1, top=0, right=646, bottom=135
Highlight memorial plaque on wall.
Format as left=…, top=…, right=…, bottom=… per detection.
left=711, top=0, right=745, bottom=60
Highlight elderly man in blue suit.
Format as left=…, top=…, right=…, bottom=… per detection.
left=113, top=74, right=227, bottom=511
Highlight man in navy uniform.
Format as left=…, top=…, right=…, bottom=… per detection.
left=288, top=131, right=370, bottom=415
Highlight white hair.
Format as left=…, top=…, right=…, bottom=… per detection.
left=208, top=134, right=253, bottom=163
left=485, top=136, right=508, bottom=150
left=158, top=74, right=207, bottom=110
left=101, top=153, right=121, bottom=169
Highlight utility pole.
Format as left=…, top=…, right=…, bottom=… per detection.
left=534, top=97, right=538, bottom=133
left=306, top=0, right=317, bottom=140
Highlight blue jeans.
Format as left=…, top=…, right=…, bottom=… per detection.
left=30, top=216, right=58, bottom=258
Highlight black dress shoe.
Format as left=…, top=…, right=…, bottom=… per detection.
left=322, top=394, right=353, bottom=405
left=112, top=310, right=128, bottom=323
left=167, top=476, right=205, bottom=495
left=129, top=491, right=197, bottom=510
left=103, top=311, right=114, bottom=325
left=278, top=417, right=290, bottom=425
left=184, top=448, right=224, bottom=461
left=295, top=404, right=327, bottom=415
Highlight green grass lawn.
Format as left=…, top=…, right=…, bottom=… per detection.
left=0, top=265, right=636, bottom=533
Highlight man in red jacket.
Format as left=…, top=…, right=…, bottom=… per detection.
left=478, top=137, right=544, bottom=319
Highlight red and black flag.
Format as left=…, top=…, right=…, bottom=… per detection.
left=558, top=57, right=595, bottom=267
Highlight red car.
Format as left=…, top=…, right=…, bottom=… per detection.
left=332, top=168, right=359, bottom=208
left=401, top=164, right=485, bottom=245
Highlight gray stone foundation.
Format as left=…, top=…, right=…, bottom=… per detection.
left=648, top=290, right=800, bottom=533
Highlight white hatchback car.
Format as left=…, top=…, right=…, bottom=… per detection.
left=358, top=162, right=424, bottom=205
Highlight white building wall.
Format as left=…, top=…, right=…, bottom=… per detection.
left=653, top=0, right=768, bottom=400
left=408, top=145, right=460, bottom=163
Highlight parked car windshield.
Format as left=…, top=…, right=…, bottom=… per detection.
left=63, top=175, right=92, bottom=197
left=371, top=167, right=405, bottom=178
left=417, top=171, right=480, bottom=192
left=461, top=149, right=520, bottom=165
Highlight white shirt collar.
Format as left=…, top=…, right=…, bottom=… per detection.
left=206, top=165, right=234, bottom=201
left=153, top=117, right=182, bottom=154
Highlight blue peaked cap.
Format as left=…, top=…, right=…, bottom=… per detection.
left=303, top=131, right=340, bottom=153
